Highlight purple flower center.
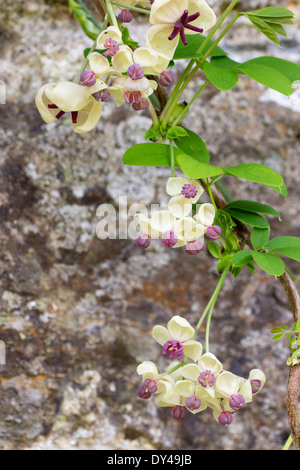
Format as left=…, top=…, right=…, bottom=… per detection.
left=103, top=38, right=119, bottom=57
left=135, top=233, right=150, bottom=248
left=168, top=10, right=204, bottom=46
left=161, top=231, right=178, bottom=248
left=206, top=225, right=222, bottom=239
left=124, top=90, right=142, bottom=104
left=250, top=379, right=261, bottom=394
left=48, top=104, right=78, bottom=123
left=137, top=378, right=157, bottom=399
left=162, top=339, right=184, bottom=360
left=185, top=396, right=201, bottom=411
left=170, top=405, right=186, bottom=419
left=127, top=63, right=145, bottom=80
left=198, top=369, right=216, bottom=388
left=229, top=394, right=245, bottom=411
left=218, top=410, right=233, bottom=426
left=181, top=183, right=198, bottom=199
left=80, top=70, right=96, bottom=87
left=185, top=240, right=204, bottom=255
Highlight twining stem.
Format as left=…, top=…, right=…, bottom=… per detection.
left=75, top=14, right=109, bottom=84
left=194, top=263, right=232, bottom=339
left=282, top=434, right=293, bottom=450
left=106, top=0, right=119, bottom=27
left=112, top=1, right=150, bottom=14
left=172, top=78, right=210, bottom=128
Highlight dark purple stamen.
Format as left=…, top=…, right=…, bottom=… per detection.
left=55, top=110, right=65, bottom=120
left=71, top=111, right=78, bottom=124
left=168, top=10, right=203, bottom=46
left=48, top=104, right=59, bottom=109
left=162, top=339, right=184, bottom=360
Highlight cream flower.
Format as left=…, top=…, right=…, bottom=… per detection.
left=152, top=315, right=203, bottom=362
left=194, top=202, right=216, bottom=228
left=174, top=379, right=208, bottom=414
left=166, top=177, right=204, bottom=218
left=97, top=26, right=123, bottom=50
left=181, top=352, right=223, bottom=398
left=147, top=0, right=216, bottom=59
left=112, top=45, right=170, bottom=76
left=35, top=81, right=104, bottom=133
left=109, top=75, right=157, bottom=107
left=136, top=360, right=179, bottom=401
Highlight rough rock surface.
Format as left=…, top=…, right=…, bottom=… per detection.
left=0, top=0, right=300, bottom=451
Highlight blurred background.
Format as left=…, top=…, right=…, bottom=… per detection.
left=0, top=0, right=299, bottom=450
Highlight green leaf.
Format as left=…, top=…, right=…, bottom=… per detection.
left=248, top=7, right=295, bottom=19
left=223, top=163, right=285, bottom=193
left=68, top=0, right=101, bottom=40
left=242, top=56, right=300, bottom=84
left=252, top=251, right=285, bottom=276
left=208, top=241, right=222, bottom=259
left=210, top=56, right=240, bottom=69
left=251, top=227, right=270, bottom=250
left=265, top=236, right=300, bottom=262
left=177, top=154, right=223, bottom=179
left=166, top=126, right=188, bottom=139
left=225, top=208, right=269, bottom=229
left=203, top=61, right=239, bottom=91
left=173, top=34, right=227, bottom=60
left=235, top=58, right=294, bottom=95
left=232, top=250, right=253, bottom=267
left=246, top=16, right=280, bottom=45
left=122, top=143, right=183, bottom=167
left=121, top=27, right=139, bottom=47
left=272, top=332, right=286, bottom=340
left=225, top=200, right=280, bottom=218
left=174, top=128, right=210, bottom=164
left=270, top=327, right=284, bottom=333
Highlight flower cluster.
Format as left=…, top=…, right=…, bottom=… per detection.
left=35, top=0, right=216, bottom=133
left=135, top=176, right=221, bottom=254
left=137, top=315, right=266, bottom=424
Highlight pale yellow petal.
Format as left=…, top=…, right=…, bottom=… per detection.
left=46, top=82, right=91, bottom=112
left=167, top=315, right=195, bottom=342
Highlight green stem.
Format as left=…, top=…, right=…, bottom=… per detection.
left=172, top=78, right=210, bottom=127
left=147, top=100, right=159, bottom=127
left=206, top=180, right=218, bottom=212
left=106, top=0, right=119, bottom=27
left=169, top=139, right=175, bottom=177
left=282, top=434, right=293, bottom=450
left=194, top=263, right=231, bottom=337
left=201, top=14, right=239, bottom=62
left=112, top=1, right=150, bottom=14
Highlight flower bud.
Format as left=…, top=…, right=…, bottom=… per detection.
left=137, top=378, right=157, bottom=399
left=132, top=99, right=150, bottom=111
left=185, top=396, right=201, bottom=411
left=206, top=225, right=222, bottom=240
left=218, top=411, right=233, bottom=426
left=250, top=379, right=261, bottom=395
left=135, top=233, right=150, bottom=248
left=229, top=394, right=245, bottom=411
left=170, top=406, right=186, bottom=420
left=128, top=64, right=145, bottom=80
left=80, top=71, right=97, bottom=87
left=124, top=90, right=142, bottom=104
left=161, top=231, right=178, bottom=248
left=159, top=70, right=175, bottom=87
left=117, top=9, right=133, bottom=23
left=185, top=240, right=204, bottom=255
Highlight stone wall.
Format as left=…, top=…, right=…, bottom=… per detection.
left=0, top=0, right=300, bottom=450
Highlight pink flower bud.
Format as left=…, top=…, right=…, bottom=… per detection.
left=229, top=394, right=245, bottom=411
left=117, top=9, right=133, bottom=23
left=185, top=396, right=201, bottom=411
left=206, top=225, right=222, bottom=240
left=132, top=99, right=150, bottom=111
left=218, top=411, right=233, bottom=426
left=170, top=406, right=186, bottom=420
left=124, top=90, right=142, bottom=104
left=185, top=240, right=204, bottom=255
left=137, top=378, right=157, bottom=399
left=127, top=64, right=145, bottom=80
left=159, top=70, right=175, bottom=87
left=135, top=233, right=150, bottom=248
left=80, top=71, right=97, bottom=87
left=161, top=231, right=178, bottom=248
left=250, top=379, right=261, bottom=394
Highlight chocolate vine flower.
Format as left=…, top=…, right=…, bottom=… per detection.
left=146, top=0, right=216, bottom=60
left=112, top=45, right=170, bottom=76
left=35, top=81, right=105, bottom=134
left=166, top=177, right=204, bottom=218
left=181, top=352, right=223, bottom=398
left=152, top=315, right=203, bottom=362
